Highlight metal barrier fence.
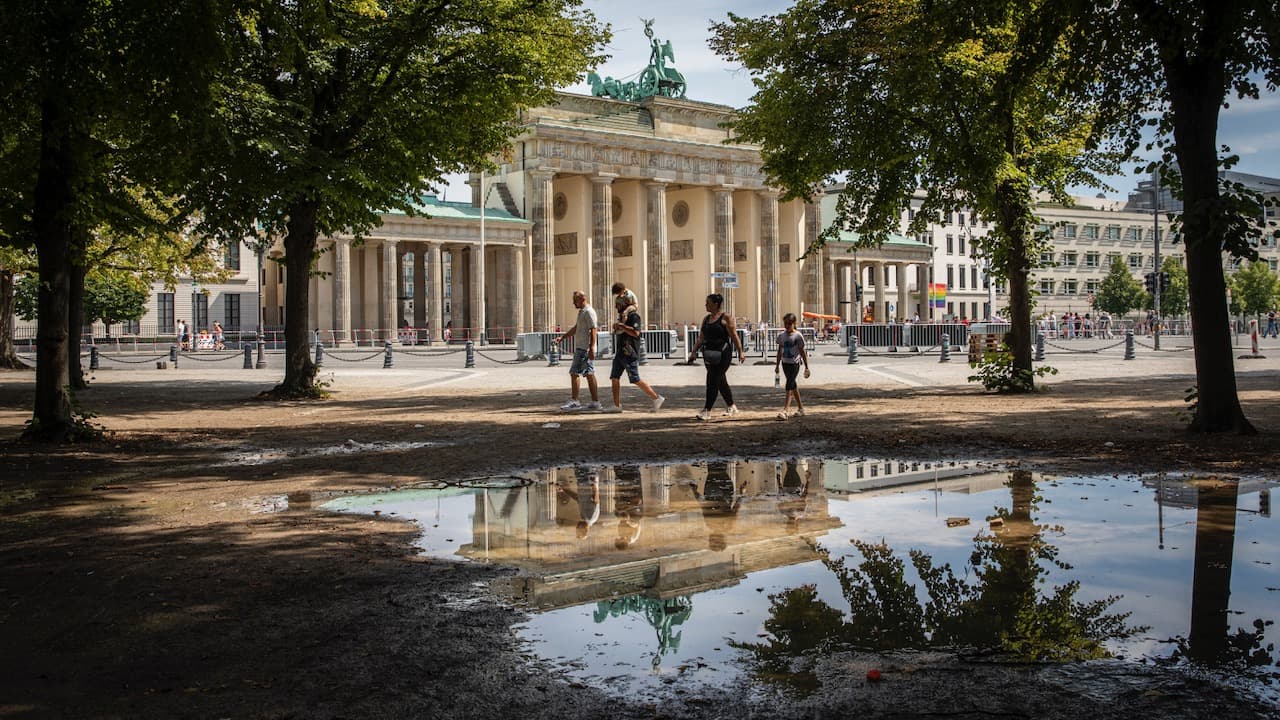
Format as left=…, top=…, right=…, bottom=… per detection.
left=682, top=327, right=749, bottom=360
left=838, top=323, right=971, bottom=349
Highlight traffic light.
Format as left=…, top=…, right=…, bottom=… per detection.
left=1143, top=272, right=1156, bottom=294
left=855, top=284, right=864, bottom=301
left=1159, top=272, right=1170, bottom=292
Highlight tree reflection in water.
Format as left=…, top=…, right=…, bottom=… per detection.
left=734, top=470, right=1146, bottom=691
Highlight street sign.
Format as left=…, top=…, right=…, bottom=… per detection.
left=722, top=280, right=739, bottom=288
left=710, top=271, right=736, bottom=279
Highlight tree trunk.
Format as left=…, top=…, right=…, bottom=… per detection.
left=1165, top=58, right=1254, bottom=434
left=269, top=201, right=320, bottom=397
left=68, top=235, right=88, bottom=390
left=0, top=269, right=29, bottom=369
left=995, top=179, right=1035, bottom=390
left=26, top=96, right=76, bottom=441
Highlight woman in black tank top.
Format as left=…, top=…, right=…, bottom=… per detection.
left=686, top=293, right=746, bottom=420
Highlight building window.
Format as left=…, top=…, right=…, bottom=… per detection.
left=1128, top=253, right=1143, bottom=269
left=959, top=267, right=967, bottom=289
left=1107, top=252, right=1122, bottom=267
left=971, top=266, right=979, bottom=288
left=1040, top=251, right=1054, bottom=265
left=157, top=293, right=174, bottom=333
left=946, top=265, right=954, bottom=286
left=1082, top=224, right=1099, bottom=240
left=958, top=234, right=966, bottom=255
left=1086, top=280, right=1100, bottom=294
left=1038, top=279, right=1054, bottom=294
left=224, top=241, right=241, bottom=271
left=1061, top=251, right=1078, bottom=267
left=908, top=208, right=915, bottom=223
left=1126, top=227, right=1141, bottom=241
left=958, top=213, right=966, bottom=226
left=1062, top=224, right=1077, bottom=239
left=225, top=293, right=242, bottom=330
left=1063, top=280, right=1078, bottom=295
left=946, top=234, right=954, bottom=254
left=1228, top=258, right=1242, bottom=271
left=192, top=292, right=208, bottom=330
left=1085, top=252, right=1099, bottom=268
left=1106, top=225, right=1121, bottom=241
left=1270, top=259, right=1278, bottom=272
left=1036, top=223, right=1051, bottom=238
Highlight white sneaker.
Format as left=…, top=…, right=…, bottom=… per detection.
left=777, top=411, right=789, bottom=420
left=695, top=409, right=712, bottom=421
left=560, top=399, right=582, bottom=411
left=603, top=404, right=622, bottom=413
left=723, top=405, right=739, bottom=417
left=795, top=407, right=805, bottom=417
left=586, top=401, right=602, bottom=410
left=652, top=395, right=665, bottom=412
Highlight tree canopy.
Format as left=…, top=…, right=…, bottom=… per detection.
left=711, top=0, right=1136, bottom=392
left=1094, top=257, right=1145, bottom=318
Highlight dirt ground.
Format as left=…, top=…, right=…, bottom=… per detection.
left=1, top=361, right=1278, bottom=719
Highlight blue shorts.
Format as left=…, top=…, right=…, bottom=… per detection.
left=610, top=353, right=641, bottom=383
left=569, top=348, right=595, bottom=376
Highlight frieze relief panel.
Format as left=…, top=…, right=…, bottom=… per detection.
left=734, top=242, right=748, bottom=262
left=671, top=239, right=694, bottom=261
left=537, top=137, right=765, bottom=186
left=554, top=232, right=579, bottom=256
left=613, top=235, right=633, bottom=258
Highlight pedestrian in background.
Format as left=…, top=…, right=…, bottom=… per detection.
left=687, top=293, right=745, bottom=421
left=604, top=294, right=664, bottom=413
left=773, top=312, right=810, bottom=419
left=556, top=290, right=602, bottom=411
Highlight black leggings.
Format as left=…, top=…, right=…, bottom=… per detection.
left=704, top=358, right=735, bottom=409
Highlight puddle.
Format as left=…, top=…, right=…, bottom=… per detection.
left=321, top=460, right=1279, bottom=704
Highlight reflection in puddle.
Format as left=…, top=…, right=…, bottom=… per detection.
left=322, top=460, right=1279, bottom=703
left=216, top=440, right=438, bottom=467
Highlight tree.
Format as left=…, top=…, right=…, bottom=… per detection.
left=711, top=0, right=1137, bottom=392
left=0, top=0, right=226, bottom=440
left=0, top=248, right=33, bottom=369
left=1152, top=256, right=1190, bottom=318
left=1094, top=257, right=1145, bottom=318
left=1096, top=0, right=1280, bottom=433
left=1228, top=260, right=1280, bottom=321
left=185, top=0, right=607, bottom=398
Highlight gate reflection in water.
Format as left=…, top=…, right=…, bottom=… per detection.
left=322, top=461, right=1279, bottom=700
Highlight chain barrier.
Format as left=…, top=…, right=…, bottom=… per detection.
left=1132, top=338, right=1196, bottom=352
left=398, top=347, right=467, bottom=357
left=322, top=350, right=388, bottom=363
left=1043, top=339, right=1128, bottom=354
left=177, top=351, right=246, bottom=363
left=98, top=352, right=172, bottom=365
left=474, top=350, right=536, bottom=365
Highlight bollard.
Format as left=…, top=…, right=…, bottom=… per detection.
left=548, top=341, right=561, bottom=367
left=465, top=340, right=476, bottom=368
left=383, top=341, right=393, bottom=369
left=89, top=346, right=99, bottom=371
left=256, top=339, right=266, bottom=369
left=170, top=344, right=178, bottom=367
left=638, top=334, right=648, bottom=366
left=243, top=344, right=253, bottom=369
left=314, top=342, right=324, bottom=368
left=940, top=333, right=951, bottom=362
left=1124, top=330, right=1135, bottom=360
left=846, top=331, right=859, bottom=364
left=1034, top=332, right=1046, bottom=362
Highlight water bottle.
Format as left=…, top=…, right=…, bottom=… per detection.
left=775, top=370, right=781, bottom=389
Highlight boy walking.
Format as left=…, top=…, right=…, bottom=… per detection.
left=605, top=295, right=664, bottom=413
left=555, top=290, right=602, bottom=411
left=773, top=312, right=810, bottom=419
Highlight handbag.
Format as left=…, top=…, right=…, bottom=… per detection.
left=702, top=348, right=722, bottom=366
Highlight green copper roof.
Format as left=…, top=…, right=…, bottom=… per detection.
left=829, top=227, right=932, bottom=249
left=390, top=195, right=527, bottom=224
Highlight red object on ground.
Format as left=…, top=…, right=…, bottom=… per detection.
left=866, top=669, right=882, bottom=682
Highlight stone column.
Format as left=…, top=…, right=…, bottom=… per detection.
left=873, top=261, right=886, bottom=322
left=450, top=247, right=467, bottom=334
left=413, top=247, right=426, bottom=333
left=803, top=202, right=822, bottom=313
left=916, top=264, right=930, bottom=320
left=428, top=242, right=444, bottom=341
left=645, top=181, right=670, bottom=328
left=823, top=251, right=836, bottom=319
left=333, top=237, right=352, bottom=346
left=528, top=169, right=555, bottom=331
left=591, top=175, right=616, bottom=318
left=512, top=244, right=526, bottom=333
left=382, top=239, right=399, bottom=340
left=714, top=187, right=735, bottom=317
left=759, top=190, right=780, bottom=324
left=895, top=264, right=909, bottom=321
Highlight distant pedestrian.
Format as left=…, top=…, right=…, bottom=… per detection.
left=687, top=293, right=745, bottom=420
left=1267, top=308, right=1278, bottom=338
left=555, top=290, right=602, bottom=411
left=773, top=312, right=811, bottom=419
left=212, top=321, right=225, bottom=351
left=604, top=295, right=664, bottom=413
left=176, top=319, right=189, bottom=350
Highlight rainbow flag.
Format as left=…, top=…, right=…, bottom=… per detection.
left=928, top=283, right=947, bottom=309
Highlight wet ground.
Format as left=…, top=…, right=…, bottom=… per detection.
left=319, top=457, right=1280, bottom=707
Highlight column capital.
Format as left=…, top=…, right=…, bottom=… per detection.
left=590, top=173, right=618, bottom=185
left=714, top=185, right=738, bottom=196
left=757, top=188, right=782, bottom=200
left=644, top=178, right=672, bottom=188
left=528, top=168, right=556, bottom=181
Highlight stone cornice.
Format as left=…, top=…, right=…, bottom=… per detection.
left=520, top=131, right=768, bottom=189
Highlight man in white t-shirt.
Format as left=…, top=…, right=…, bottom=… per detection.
left=555, top=290, right=601, bottom=411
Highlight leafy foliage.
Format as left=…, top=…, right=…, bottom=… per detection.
left=1227, top=260, right=1280, bottom=318
left=1093, top=257, right=1145, bottom=318
left=968, top=346, right=1057, bottom=393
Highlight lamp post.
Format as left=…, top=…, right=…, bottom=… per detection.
left=1151, top=175, right=1162, bottom=350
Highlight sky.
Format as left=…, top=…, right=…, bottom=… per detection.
left=439, top=0, right=1280, bottom=203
